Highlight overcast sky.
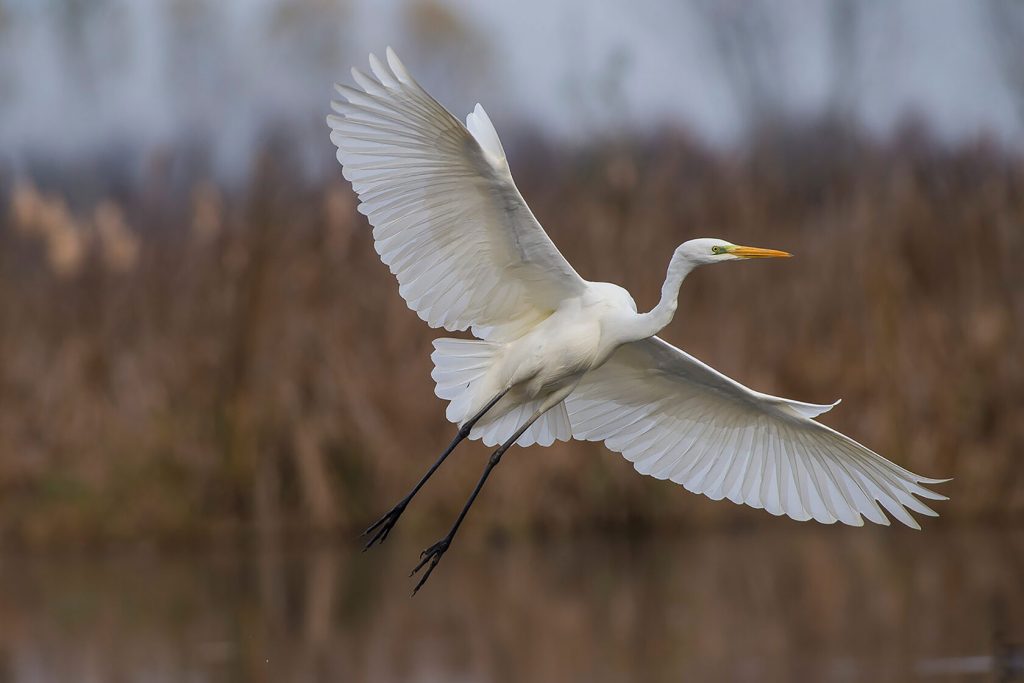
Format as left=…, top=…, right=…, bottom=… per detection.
left=1, top=0, right=1021, bottom=180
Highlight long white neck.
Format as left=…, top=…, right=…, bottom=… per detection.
left=631, top=246, right=696, bottom=341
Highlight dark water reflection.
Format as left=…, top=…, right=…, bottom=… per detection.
left=0, top=528, right=1021, bottom=682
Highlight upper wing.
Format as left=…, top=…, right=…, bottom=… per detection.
left=566, top=337, right=948, bottom=528
left=327, top=48, right=587, bottom=340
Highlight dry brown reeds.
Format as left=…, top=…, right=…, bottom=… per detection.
left=0, top=124, right=1021, bottom=545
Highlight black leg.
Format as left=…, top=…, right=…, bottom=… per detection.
left=410, top=410, right=542, bottom=594
left=362, top=390, right=507, bottom=550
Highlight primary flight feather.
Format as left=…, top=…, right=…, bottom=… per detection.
left=327, top=48, right=947, bottom=592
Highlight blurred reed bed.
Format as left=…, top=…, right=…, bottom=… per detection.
left=0, top=124, right=1021, bottom=546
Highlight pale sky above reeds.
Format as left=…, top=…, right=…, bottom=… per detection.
left=1, top=0, right=1021, bottom=179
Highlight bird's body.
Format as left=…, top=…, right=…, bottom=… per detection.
left=327, top=48, right=948, bottom=591
left=451, top=281, right=633, bottom=434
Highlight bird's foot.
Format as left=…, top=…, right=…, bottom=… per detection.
left=410, top=536, right=451, bottom=594
left=362, top=500, right=408, bottom=550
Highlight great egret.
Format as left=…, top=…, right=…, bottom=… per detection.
left=327, top=48, right=947, bottom=592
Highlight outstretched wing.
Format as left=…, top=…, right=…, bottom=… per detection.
left=566, top=337, right=947, bottom=528
left=328, top=48, right=587, bottom=340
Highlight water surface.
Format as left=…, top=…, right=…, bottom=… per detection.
left=0, top=528, right=1021, bottom=682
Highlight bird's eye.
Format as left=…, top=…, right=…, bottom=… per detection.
left=711, top=246, right=723, bottom=254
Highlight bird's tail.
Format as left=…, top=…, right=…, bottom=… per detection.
left=431, top=338, right=503, bottom=427
left=431, top=337, right=572, bottom=448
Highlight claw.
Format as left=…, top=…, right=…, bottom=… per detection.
left=362, top=516, right=385, bottom=536
left=410, top=538, right=451, bottom=594
left=362, top=501, right=407, bottom=551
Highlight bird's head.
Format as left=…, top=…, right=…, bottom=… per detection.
left=677, top=238, right=792, bottom=266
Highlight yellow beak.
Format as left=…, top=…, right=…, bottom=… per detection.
left=729, top=245, right=792, bottom=259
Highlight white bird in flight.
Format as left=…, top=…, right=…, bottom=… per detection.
left=327, top=48, right=947, bottom=592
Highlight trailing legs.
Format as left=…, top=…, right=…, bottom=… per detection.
left=409, top=406, right=548, bottom=594
left=362, top=389, right=508, bottom=549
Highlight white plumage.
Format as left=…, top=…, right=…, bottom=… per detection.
left=567, top=337, right=945, bottom=528
left=328, top=48, right=947, bottom=536
left=328, top=50, right=586, bottom=343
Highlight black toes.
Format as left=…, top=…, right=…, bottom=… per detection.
left=362, top=502, right=407, bottom=550
left=410, top=538, right=451, bottom=594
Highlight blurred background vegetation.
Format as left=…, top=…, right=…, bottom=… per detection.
left=0, top=0, right=1022, bottom=547
left=2, top=124, right=1022, bottom=547
left=2, top=2, right=1024, bottom=681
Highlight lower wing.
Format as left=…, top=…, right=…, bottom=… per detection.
left=565, top=337, right=948, bottom=528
